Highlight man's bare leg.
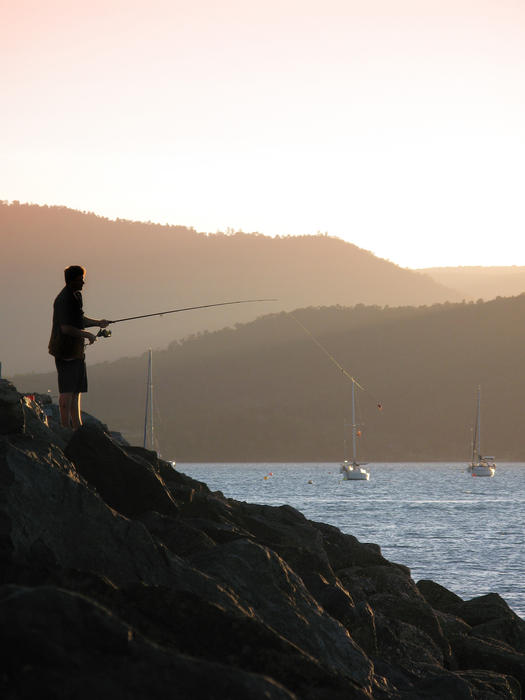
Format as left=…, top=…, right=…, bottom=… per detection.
left=58, top=392, right=73, bottom=428
left=70, top=393, right=82, bottom=430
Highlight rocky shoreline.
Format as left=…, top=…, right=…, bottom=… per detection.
left=1, top=378, right=524, bottom=699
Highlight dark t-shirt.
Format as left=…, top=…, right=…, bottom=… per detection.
left=48, top=286, right=85, bottom=359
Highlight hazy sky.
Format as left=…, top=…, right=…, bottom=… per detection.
left=3, top=0, right=525, bottom=268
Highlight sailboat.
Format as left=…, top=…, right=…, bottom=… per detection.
left=340, top=380, right=370, bottom=481
left=466, top=386, right=495, bottom=477
left=143, top=348, right=176, bottom=468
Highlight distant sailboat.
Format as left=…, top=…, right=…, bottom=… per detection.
left=466, top=386, right=495, bottom=477
left=287, top=313, right=378, bottom=479
left=143, top=348, right=176, bottom=467
left=340, top=380, right=370, bottom=481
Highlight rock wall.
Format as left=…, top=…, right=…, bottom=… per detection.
left=0, top=378, right=523, bottom=699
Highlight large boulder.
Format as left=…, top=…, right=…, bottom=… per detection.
left=65, top=425, right=178, bottom=518
left=0, top=584, right=296, bottom=700
left=417, top=578, right=464, bottom=615
left=189, top=537, right=374, bottom=689
left=0, top=438, right=180, bottom=586
left=451, top=633, right=525, bottom=691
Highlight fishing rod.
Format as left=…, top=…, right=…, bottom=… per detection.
left=96, top=298, right=277, bottom=337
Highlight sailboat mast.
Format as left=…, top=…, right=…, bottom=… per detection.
left=471, top=384, right=481, bottom=463
left=477, top=385, right=481, bottom=459
left=352, top=380, right=357, bottom=464
left=342, top=373, right=348, bottom=461
left=143, top=349, right=154, bottom=449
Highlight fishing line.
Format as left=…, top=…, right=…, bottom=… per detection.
left=288, top=312, right=383, bottom=410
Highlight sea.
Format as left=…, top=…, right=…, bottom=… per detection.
left=178, top=462, right=524, bottom=620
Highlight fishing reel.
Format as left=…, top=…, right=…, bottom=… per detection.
left=97, top=328, right=112, bottom=338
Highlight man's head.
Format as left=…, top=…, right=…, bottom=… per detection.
left=64, top=265, right=86, bottom=290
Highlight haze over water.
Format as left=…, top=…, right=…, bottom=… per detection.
left=180, top=461, right=525, bottom=619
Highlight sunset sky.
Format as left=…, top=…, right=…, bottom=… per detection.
left=3, top=0, right=525, bottom=268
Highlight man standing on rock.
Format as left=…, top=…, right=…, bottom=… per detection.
left=48, top=265, right=110, bottom=430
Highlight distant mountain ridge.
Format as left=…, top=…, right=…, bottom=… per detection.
left=1, top=201, right=459, bottom=375
left=14, top=295, right=525, bottom=462
left=418, top=266, right=525, bottom=301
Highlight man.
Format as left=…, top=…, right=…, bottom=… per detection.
left=48, top=265, right=110, bottom=429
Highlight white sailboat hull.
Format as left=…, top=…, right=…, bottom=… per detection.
left=341, top=461, right=370, bottom=480
left=343, top=471, right=370, bottom=481
left=467, top=463, right=495, bottom=477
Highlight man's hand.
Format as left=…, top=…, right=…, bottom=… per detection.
left=85, top=332, right=97, bottom=345
left=99, top=319, right=111, bottom=328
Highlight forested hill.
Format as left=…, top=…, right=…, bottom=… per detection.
left=1, top=201, right=458, bottom=375
left=14, top=294, right=525, bottom=462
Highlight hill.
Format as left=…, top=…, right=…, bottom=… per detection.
left=0, top=200, right=459, bottom=376
left=419, top=266, right=525, bottom=301
left=13, top=295, right=525, bottom=461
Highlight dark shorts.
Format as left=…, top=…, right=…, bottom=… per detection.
left=55, top=358, right=88, bottom=394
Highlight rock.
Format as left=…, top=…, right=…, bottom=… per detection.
left=303, top=573, right=378, bottom=657
left=65, top=425, right=179, bottom=518
left=137, top=510, right=216, bottom=557
left=458, top=593, right=523, bottom=631
left=472, top=616, right=525, bottom=656
left=0, top=584, right=296, bottom=700
left=455, top=670, right=521, bottom=700
left=0, top=379, right=24, bottom=434
left=1, top=382, right=524, bottom=699
left=451, top=633, right=525, bottom=691
left=313, top=520, right=402, bottom=571
left=0, top=439, right=180, bottom=586
left=433, top=609, right=472, bottom=638
left=108, top=430, right=129, bottom=445
left=370, top=593, right=452, bottom=666
left=188, top=537, right=374, bottom=689
left=417, top=578, right=464, bottom=615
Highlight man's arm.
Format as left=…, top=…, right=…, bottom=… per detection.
left=60, top=324, right=97, bottom=345
left=83, top=317, right=110, bottom=328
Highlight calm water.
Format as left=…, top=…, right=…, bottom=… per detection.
left=178, top=462, right=524, bottom=619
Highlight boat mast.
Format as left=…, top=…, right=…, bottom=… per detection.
left=471, top=385, right=481, bottom=463
left=352, top=380, right=357, bottom=465
left=143, top=348, right=154, bottom=450
left=342, top=373, right=348, bottom=461
left=477, top=385, right=481, bottom=460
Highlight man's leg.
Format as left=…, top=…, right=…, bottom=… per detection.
left=70, top=392, right=82, bottom=430
left=58, top=392, right=73, bottom=428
